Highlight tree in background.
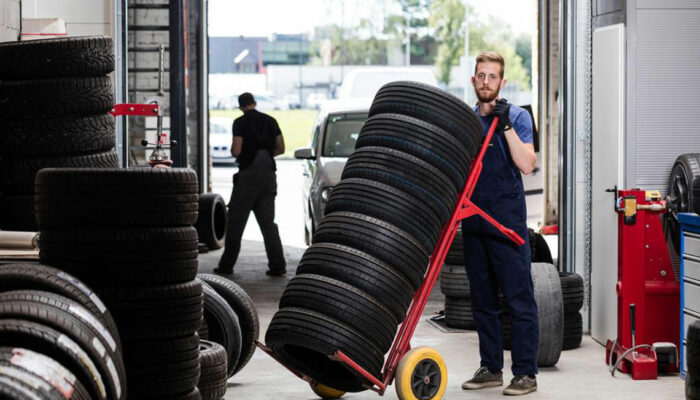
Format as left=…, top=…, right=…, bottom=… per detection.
left=384, top=0, right=437, bottom=64
left=429, top=0, right=465, bottom=85
left=515, top=33, right=532, bottom=82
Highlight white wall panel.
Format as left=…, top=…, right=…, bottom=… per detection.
left=22, top=0, right=112, bottom=37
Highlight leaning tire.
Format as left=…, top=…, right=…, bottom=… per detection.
left=197, top=274, right=258, bottom=377
left=532, top=262, right=564, bottom=367
left=0, top=36, right=114, bottom=79
left=687, top=321, right=700, bottom=378
left=200, top=280, right=242, bottom=379
left=529, top=229, right=553, bottom=264
left=195, top=194, right=227, bottom=250
left=0, top=76, right=114, bottom=119
left=197, top=340, right=228, bottom=400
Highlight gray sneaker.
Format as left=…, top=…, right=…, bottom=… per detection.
left=503, top=375, right=537, bottom=396
left=462, top=366, right=504, bottom=390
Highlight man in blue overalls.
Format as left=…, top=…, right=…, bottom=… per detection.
left=461, top=51, right=539, bottom=396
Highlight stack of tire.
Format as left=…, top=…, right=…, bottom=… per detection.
left=0, top=263, right=125, bottom=399
left=559, top=272, right=584, bottom=350
left=35, top=168, right=203, bottom=399
left=265, top=81, right=482, bottom=392
left=0, top=36, right=119, bottom=231
left=687, top=321, right=700, bottom=399
left=196, top=273, right=259, bottom=400
left=440, top=228, right=475, bottom=329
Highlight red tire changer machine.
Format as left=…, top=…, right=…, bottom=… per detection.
left=605, top=188, right=680, bottom=379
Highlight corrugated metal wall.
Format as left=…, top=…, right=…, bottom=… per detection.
left=628, top=0, right=700, bottom=192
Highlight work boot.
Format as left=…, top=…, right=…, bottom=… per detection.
left=462, top=366, right=503, bottom=390
left=503, top=375, right=537, bottom=396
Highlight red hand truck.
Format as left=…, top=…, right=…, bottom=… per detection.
left=257, top=117, right=525, bottom=400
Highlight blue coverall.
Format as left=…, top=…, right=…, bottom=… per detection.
left=461, top=104, right=539, bottom=376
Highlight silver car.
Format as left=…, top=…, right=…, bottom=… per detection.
left=294, top=98, right=372, bottom=245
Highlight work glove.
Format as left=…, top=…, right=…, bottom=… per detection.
left=493, top=98, right=512, bottom=132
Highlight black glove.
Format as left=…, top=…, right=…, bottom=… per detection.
left=493, top=98, right=512, bottom=131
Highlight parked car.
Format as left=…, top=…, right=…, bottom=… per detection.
left=294, top=98, right=371, bottom=244
left=283, top=93, right=301, bottom=109
left=209, top=117, right=235, bottom=164
left=337, top=67, right=438, bottom=99
left=306, top=92, right=328, bottom=109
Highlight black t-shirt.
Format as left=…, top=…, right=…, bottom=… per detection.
left=232, top=109, right=282, bottom=170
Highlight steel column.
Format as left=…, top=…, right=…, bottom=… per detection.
left=169, top=0, right=187, bottom=167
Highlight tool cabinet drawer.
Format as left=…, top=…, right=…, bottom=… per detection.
left=685, top=232, right=700, bottom=258
left=684, top=280, right=700, bottom=314
left=685, top=255, right=700, bottom=282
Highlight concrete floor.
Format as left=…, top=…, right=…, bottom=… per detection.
left=205, top=161, right=684, bottom=399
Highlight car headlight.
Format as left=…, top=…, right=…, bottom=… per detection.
left=321, top=187, right=333, bottom=202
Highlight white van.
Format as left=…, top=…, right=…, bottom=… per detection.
left=337, top=67, right=438, bottom=99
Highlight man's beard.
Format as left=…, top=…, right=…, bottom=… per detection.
left=475, top=87, right=498, bottom=103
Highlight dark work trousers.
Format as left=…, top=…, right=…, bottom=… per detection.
left=218, top=150, right=285, bottom=272
left=461, top=129, right=538, bottom=377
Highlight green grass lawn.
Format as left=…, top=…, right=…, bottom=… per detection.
left=210, top=109, right=318, bottom=158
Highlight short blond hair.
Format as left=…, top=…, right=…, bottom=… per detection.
left=475, top=51, right=505, bottom=78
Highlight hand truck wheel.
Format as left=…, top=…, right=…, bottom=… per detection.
left=395, top=347, right=447, bottom=400
left=309, top=381, right=346, bottom=399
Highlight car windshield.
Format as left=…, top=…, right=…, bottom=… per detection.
left=322, top=112, right=367, bottom=157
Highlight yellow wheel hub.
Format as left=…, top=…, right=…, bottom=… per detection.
left=310, top=381, right=346, bottom=399
left=395, top=347, right=447, bottom=400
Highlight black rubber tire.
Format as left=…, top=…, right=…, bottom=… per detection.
left=0, top=363, right=65, bottom=400
left=38, top=227, right=199, bottom=286
left=562, top=312, right=583, bottom=350
left=0, top=36, right=114, bottom=79
left=34, top=168, right=199, bottom=228
left=0, top=263, right=121, bottom=350
left=200, top=280, right=242, bottom=379
left=266, top=307, right=384, bottom=393
left=0, top=114, right=115, bottom=158
left=0, top=319, right=108, bottom=400
left=0, top=76, right=114, bottom=119
left=532, top=262, right=564, bottom=367
left=96, top=280, right=203, bottom=340
left=368, top=81, right=483, bottom=153
left=0, top=347, right=92, bottom=400
left=123, top=333, right=201, bottom=398
left=687, top=375, right=700, bottom=400
left=342, top=146, right=458, bottom=214
left=529, top=229, right=554, bottom=264
left=687, top=321, right=700, bottom=379
left=667, top=153, right=700, bottom=254
left=0, top=294, right=126, bottom=400
left=559, top=272, right=584, bottom=314
left=444, top=296, right=475, bottom=330
left=313, top=212, right=429, bottom=290
left=196, top=274, right=258, bottom=377
left=197, top=340, right=228, bottom=400
left=440, top=264, right=471, bottom=298
left=296, top=242, right=414, bottom=322
left=199, top=317, right=210, bottom=340
left=356, top=113, right=472, bottom=188
left=280, top=273, right=398, bottom=352
left=0, top=290, right=121, bottom=368
left=0, top=151, right=120, bottom=195
left=195, top=194, right=227, bottom=250
left=324, top=178, right=442, bottom=251
left=445, top=228, right=464, bottom=265
left=0, top=195, right=37, bottom=231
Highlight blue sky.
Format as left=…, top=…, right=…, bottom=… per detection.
left=208, top=0, right=537, bottom=38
